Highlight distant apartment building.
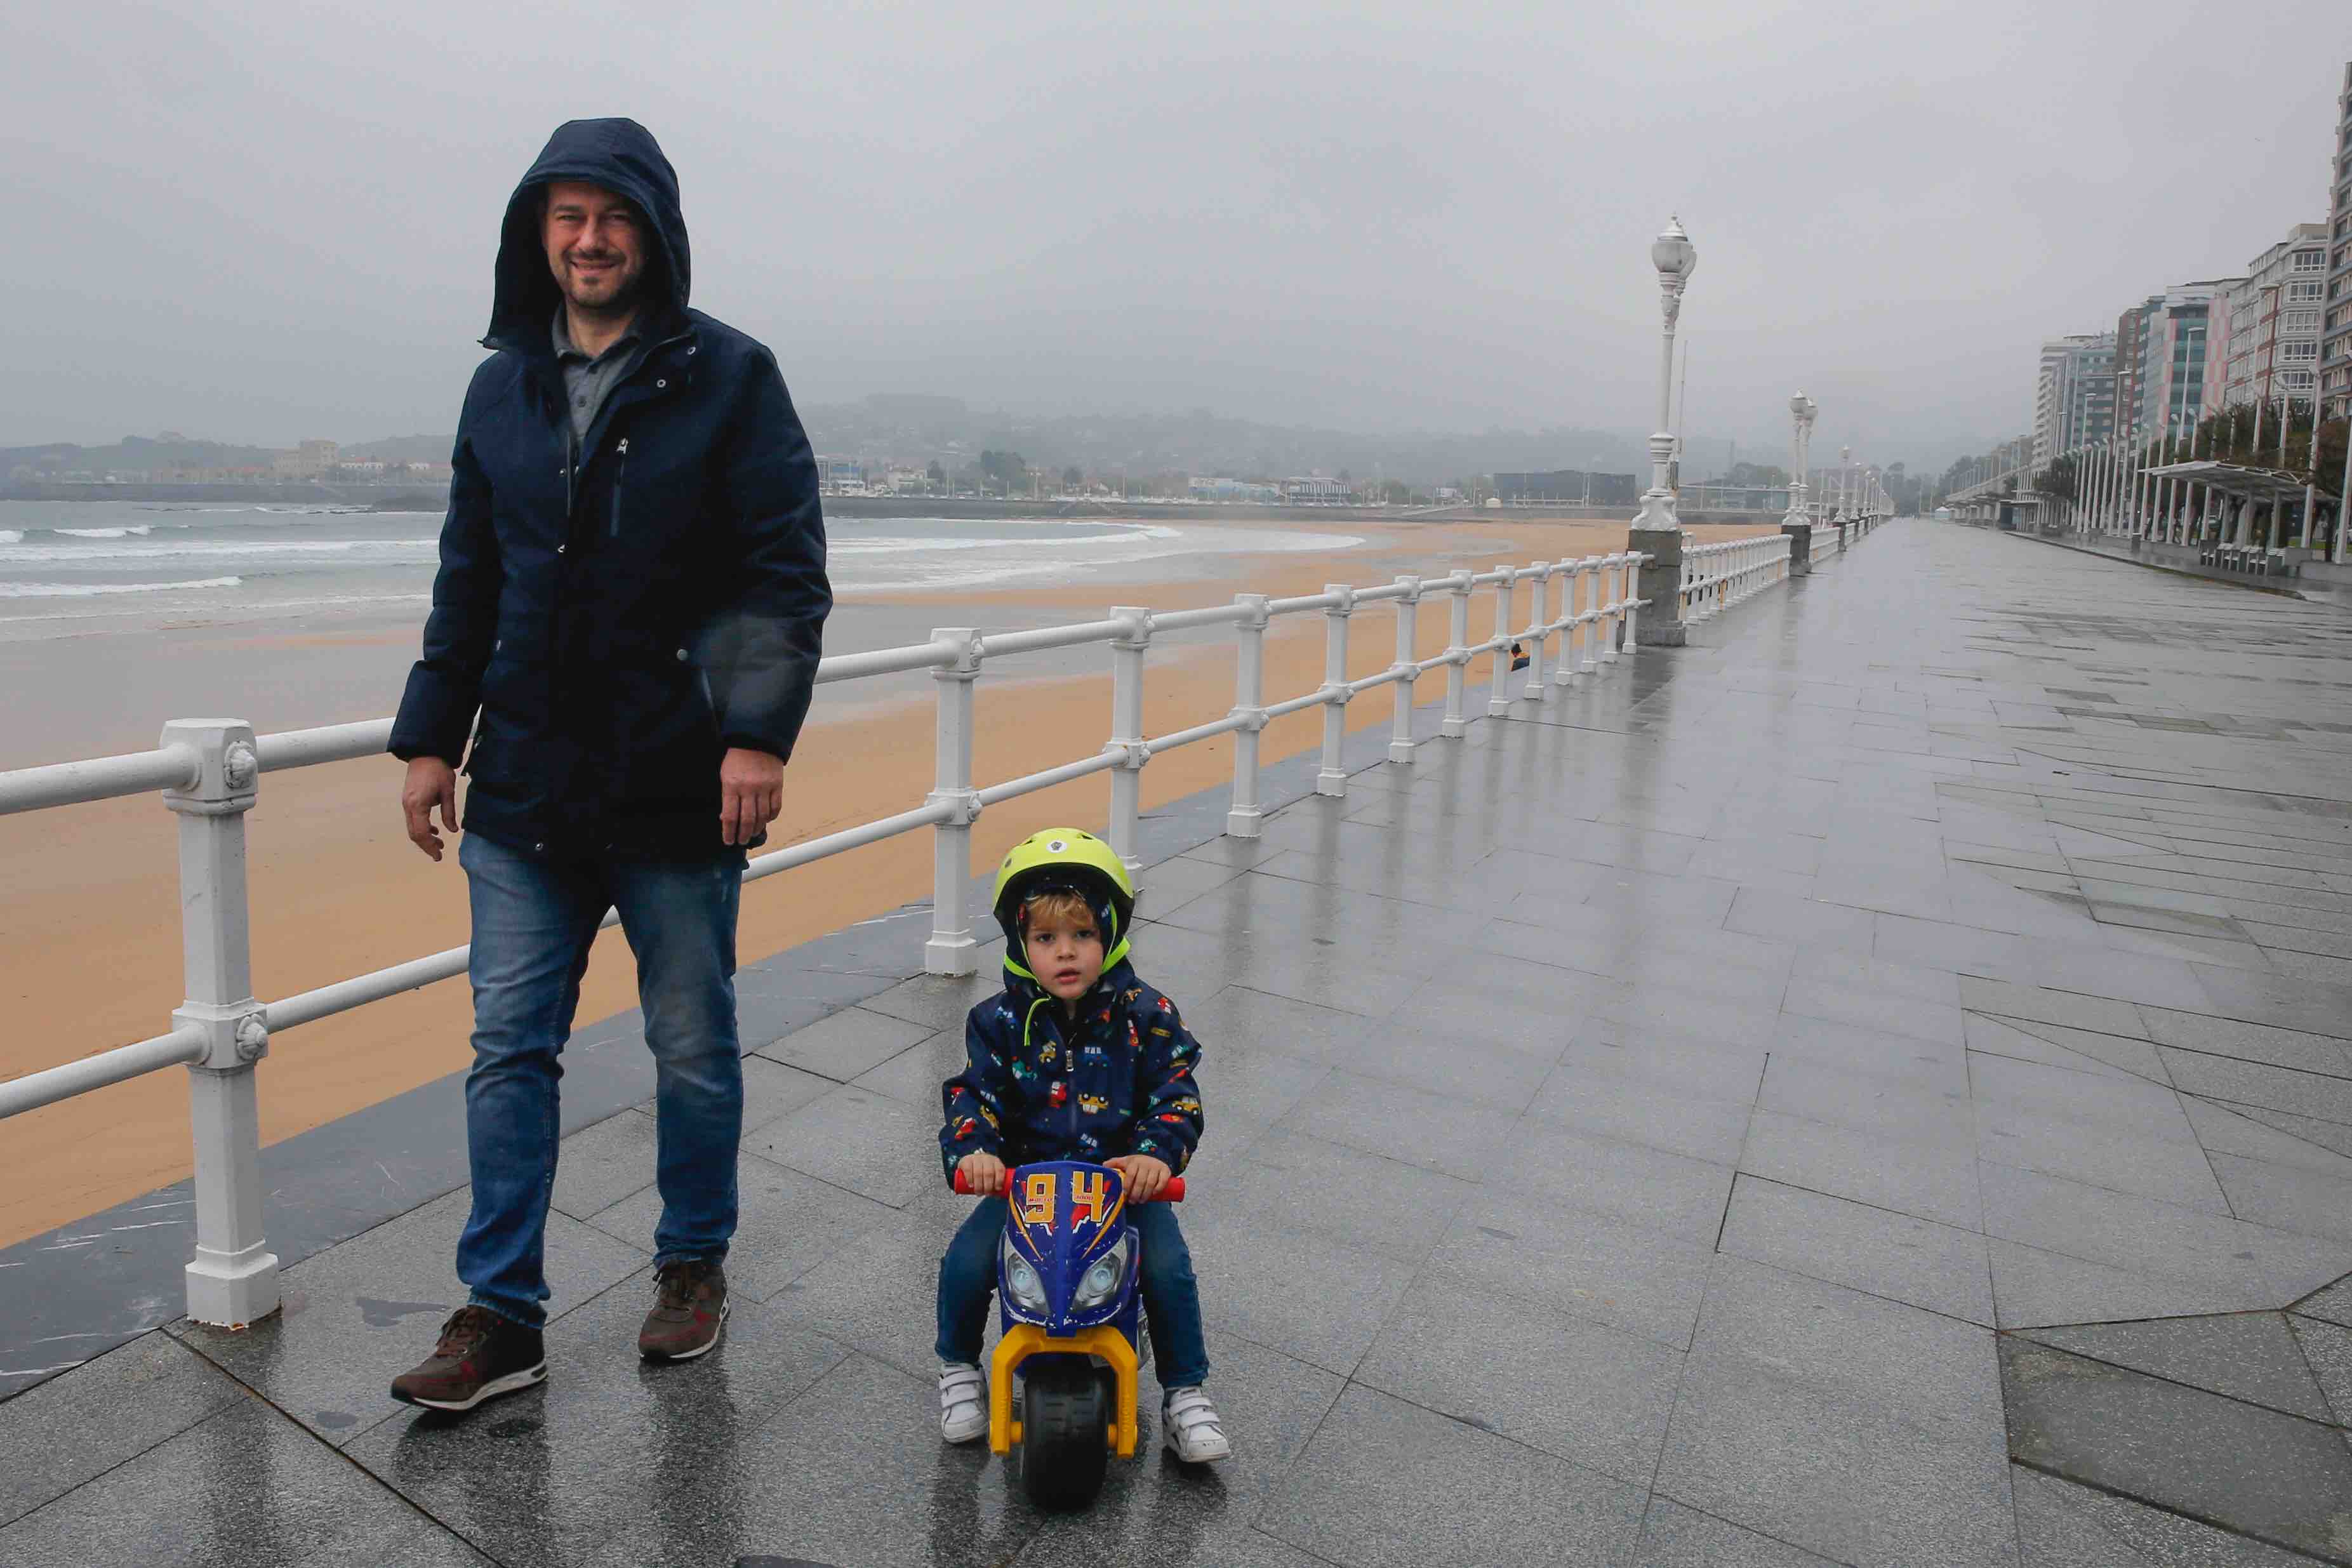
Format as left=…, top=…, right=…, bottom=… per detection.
left=2210, top=224, right=2327, bottom=414
left=2033, top=334, right=2115, bottom=462
left=2118, top=284, right=2226, bottom=446
left=2113, top=305, right=2146, bottom=446
left=2323, top=60, right=2352, bottom=417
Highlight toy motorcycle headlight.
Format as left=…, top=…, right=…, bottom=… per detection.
left=1001, top=1234, right=1047, bottom=1316
left=1072, top=1234, right=1131, bottom=1311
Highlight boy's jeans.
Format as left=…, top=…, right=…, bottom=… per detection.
left=456, top=831, right=744, bottom=1327
left=935, top=1196, right=1210, bottom=1389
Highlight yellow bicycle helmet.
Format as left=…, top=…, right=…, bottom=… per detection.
left=992, top=827, right=1136, bottom=977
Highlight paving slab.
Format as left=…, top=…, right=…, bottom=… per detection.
left=1255, top=1383, right=1648, bottom=1568
left=0, top=1394, right=493, bottom=1567
left=754, top=1004, right=938, bottom=1081
left=344, top=1273, right=850, bottom=1568
left=2012, top=1465, right=2322, bottom=1568
left=2000, top=1338, right=2352, bottom=1562
left=1352, top=1268, right=1683, bottom=1487
left=168, top=1187, right=649, bottom=1449
left=1721, top=1169, right=1997, bottom=1322
left=2021, top=1312, right=2334, bottom=1423
left=1633, top=1496, right=1846, bottom=1567
left=0, top=1331, right=243, bottom=1529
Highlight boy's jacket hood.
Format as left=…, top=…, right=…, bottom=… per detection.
left=487, top=117, right=690, bottom=352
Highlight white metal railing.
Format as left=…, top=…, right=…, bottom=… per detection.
left=1678, top=533, right=1791, bottom=620
left=0, top=547, right=1682, bottom=1328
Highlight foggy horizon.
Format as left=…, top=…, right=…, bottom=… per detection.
left=11, top=1, right=2349, bottom=473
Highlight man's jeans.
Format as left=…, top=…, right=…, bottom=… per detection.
left=935, top=1197, right=1210, bottom=1390
left=457, top=831, right=743, bottom=1327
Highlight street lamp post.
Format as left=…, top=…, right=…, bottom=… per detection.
left=1782, top=393, right=1817, bottom=575
left=1631, top=216, right=1697, bottom=646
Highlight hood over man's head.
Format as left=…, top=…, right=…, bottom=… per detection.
left=486, top=118, right=691, bottom=350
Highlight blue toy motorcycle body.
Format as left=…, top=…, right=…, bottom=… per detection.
left=955, top=1158, right=1183, bottom=1508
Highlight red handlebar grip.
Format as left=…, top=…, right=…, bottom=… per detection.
left=953, top=1165, right=1019, bottom=1196
left=1160, top=1176, right=1186, bottom=1203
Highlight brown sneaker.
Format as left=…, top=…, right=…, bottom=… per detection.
left=638, top=1258, right=729, bottom=1361
left=389, top=1305, right=546, bottom=1412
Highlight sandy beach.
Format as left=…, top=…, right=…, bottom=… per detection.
left=0, top=514, right=1771, bottom=1244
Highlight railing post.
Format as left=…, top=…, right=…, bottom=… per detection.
left=1317, top=585, right=1353, bottom=796
left=1520, top=562, right=1550, bottom=700
left=1573, top=559, right=1598, bottom=678
left=1388, top=575, right=1421, bottom=764
left=923, top=630, right=985, bottom=976
left=1225, top=594, right=1270, bottom=837
left=1107, top=607, right=1152, bottom=872
left=161, top=719, right=279, bottom=1327
left=1620, top=553, right=1645, bottom=650
left=1487, top=567, right=1515, bottom=717
left=1550, top=561, right=1581, bottom=688
left=1439, top=572, right=1473, bottom=738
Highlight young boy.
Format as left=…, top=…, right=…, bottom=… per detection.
left=933, top=827, right=1231, bottom=1464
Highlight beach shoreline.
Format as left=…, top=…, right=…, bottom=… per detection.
left=0, top=515, right=1769, bottom=1244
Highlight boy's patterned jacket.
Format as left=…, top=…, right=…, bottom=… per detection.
left=938, top=956, right=1206, bottom=1181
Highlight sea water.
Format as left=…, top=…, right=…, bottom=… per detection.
left=0, top=500, right=1345, bottom=635
left=0, top=499, right=1357, bottom=765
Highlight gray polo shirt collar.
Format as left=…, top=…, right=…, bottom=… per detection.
left=552, top=309, right=649, bottom=448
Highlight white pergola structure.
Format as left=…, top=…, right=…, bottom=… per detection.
left=2143, top=460, right=2337, bottom=557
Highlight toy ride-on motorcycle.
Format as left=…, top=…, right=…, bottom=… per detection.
left=952, top=1157, right=1186, bottom=1509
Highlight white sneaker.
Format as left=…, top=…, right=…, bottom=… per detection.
left=939, top=1362, right=989, bottom=1444
left=1160, top=1385, right=1232, bottom=1463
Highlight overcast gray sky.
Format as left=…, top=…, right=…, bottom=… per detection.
left=8, top=1, right=2348, bottom=468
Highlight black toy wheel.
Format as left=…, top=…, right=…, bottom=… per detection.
left=1018, top=1362, right=1112, bottom=1510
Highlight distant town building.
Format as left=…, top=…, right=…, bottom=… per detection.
left=814, top=455, right=865, bottom=493
left=2210, top=225, right=2327, bottom=415
left=1188, top=477, right=1280, bottom=502
left=1491, top=470, right=1638, bottom=505
left=274, top=439, right=340, bottom=477
left=2322, top=60, right=2352, bottom=418
left=1280, top=476, right=1352, bottom=505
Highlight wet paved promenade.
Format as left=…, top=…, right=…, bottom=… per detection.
left=9, top=519, right=2352, bottom=1565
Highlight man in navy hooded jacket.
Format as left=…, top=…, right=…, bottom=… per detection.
left=387, top=119, right=830, bottom=1411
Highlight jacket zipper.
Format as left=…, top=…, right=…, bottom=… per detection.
left=1069, top=1009, right=1084, bottom=1147
left=609, top=437, right=628, bottom=538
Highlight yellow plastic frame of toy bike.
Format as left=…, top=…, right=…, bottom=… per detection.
left=988, top=1323, right=1139, bottom=1457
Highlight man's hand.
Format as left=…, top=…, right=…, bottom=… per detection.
left=402, top=757, right=458, bottom=862
left=1106, top=1153, right=1173, bottom=1202
left=720, top=747, right=784, bottom=846
left=957, top=1150, right=1008, bottom=1196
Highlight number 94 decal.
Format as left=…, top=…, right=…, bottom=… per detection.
left=1017, top=1168, right=1117, bottom=1232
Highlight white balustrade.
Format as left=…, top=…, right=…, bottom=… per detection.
left=0, top=545, right=1703, bottom=1325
